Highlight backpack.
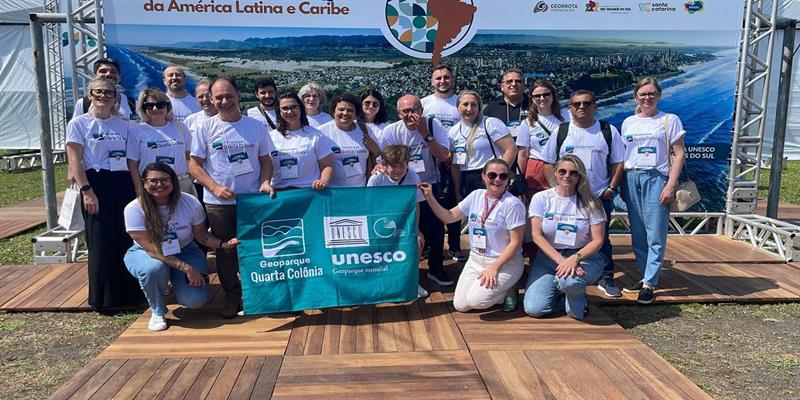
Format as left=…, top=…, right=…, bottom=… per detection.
left=555, top=120, right=613, bottom=165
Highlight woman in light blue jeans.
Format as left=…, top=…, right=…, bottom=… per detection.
left=619, top=77, right=686, bottom=304
left=523, top=155, right=606, bottom=320
left=123, top=162, right=239, bottom=331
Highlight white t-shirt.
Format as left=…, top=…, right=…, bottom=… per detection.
left=72, top=93, right=134, bottom=121
left=307, top=112, right=333, bottom=128
left=65, top=114, right=130, bottom=172
left=246, top=106, right=278, bottom=129
left=124, top=193, right=206, bottom=249
left=540, top=121, right=625, bottom=196
left=367, top=122, right=389, bottom=141
left=529, top=188, right=606, bottom=250
left=621, top=112, right=685, bottom=176
left=457, top=190, right=526, bottom=257
left=190, top=115, right=274, bottom=205
left=127, top=121, right=191, bottom=176
left=318, top=122, right=380, bottom=187
left=379, top=119, right=449, bottom=184
left=421, top=94, right=460, bottom=129
left=168, top=94, right=201, bottom=123
left=516, top=113, right=570, bottom=161
left=184, top=111, right=215, bottom=137
left=448, top=117, right=511, bottom=171
left=367, top=169, right=425, bottom=202
left=269, top=126, right=334, bottom=189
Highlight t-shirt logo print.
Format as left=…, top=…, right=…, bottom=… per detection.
left=383, top=0, right=478, bottom=64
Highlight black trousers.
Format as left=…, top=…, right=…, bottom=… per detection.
left=420, top=184, right=445, bottom=273
left=205, top=204, right=242, bottom=301
left=83, top=169, right=144, bottom=309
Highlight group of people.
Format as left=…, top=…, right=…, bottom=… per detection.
left=66, top=58, right=685, bottom=331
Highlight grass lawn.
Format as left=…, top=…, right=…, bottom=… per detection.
left=0, top=163, right=69, bottom=208
left=759, top=160, right=800, bottom=204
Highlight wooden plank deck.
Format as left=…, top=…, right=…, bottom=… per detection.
left=0, top=263, right=92, bottom=311
left=0, top=192, right=65, bottom=239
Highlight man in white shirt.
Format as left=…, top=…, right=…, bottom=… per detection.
left=184, top=79, right=218, bottom=203
left=189, top=77, right=275, bottom=319
left=421, top=64, right=465, bottom=262
left=246, top=78, right=279, bottom=130
left=540, top=89, right=625, bottom=298
left=380, top=94, right=453, bottom=286
left=164, top=65, right=201, bottom=122
left=72, top=58, right=135, bottom=120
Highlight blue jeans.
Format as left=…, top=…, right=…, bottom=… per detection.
left=523, top=248, right=604, bottom=320
left=622, top=169, right=669, bottom=287
left=123, top=241, right=210, bottom=316
left=599, top=197, right=615, bottom=282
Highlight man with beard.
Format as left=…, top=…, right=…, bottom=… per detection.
left=483, top=68, right=529, bottom=139
left=163, top=65, right=201, bottom=122
left=246, top=78, right=279, bottom=130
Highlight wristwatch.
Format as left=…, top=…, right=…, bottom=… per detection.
left=606, top=185, right=618, bottom=194
left=575, top=252, right=584, bottom=262
left=79, top=184, right=92, bottom=192
left=424, top=134, right=434, bottom=142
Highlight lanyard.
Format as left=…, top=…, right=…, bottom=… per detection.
left=481, top=192, right=501, bottom=228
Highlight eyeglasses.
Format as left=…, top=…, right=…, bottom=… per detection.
left=279, top=104, right=301, bottom=112
left=570, top=101, right=594, bottom=109
left=556, top=168, right=580, bottom=178
left=143, top=101, right=170, bottom=110
left=302, top=93, right=320, bottom=99
left=503, top=79, right=524, bottom=85
left=486, top=172, right=510, bottom=181
left=362, top=100, right=380, bottom=107
left=532, top=92, right=552, bottom=99
left=637, top=92, right=660, bottom=99
left=89, top=88, right=117, bottom=98
left=144, top=177, right=171, bottom=185
left=398, top=108, right=421, bottom=116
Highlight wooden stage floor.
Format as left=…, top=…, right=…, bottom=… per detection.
left=39, top=235, right=800, bottom=399
left=0, top=192, right=64, bottom=240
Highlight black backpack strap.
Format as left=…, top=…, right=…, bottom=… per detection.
left=82, top=96, right=91, bottom=114
left=535, top=118, right=553, bottom=137
left=599, top=120, right=613, bottom=166
left=258, top=107, right=276, bottom=129
left=555, top=122, right=570, bottom=160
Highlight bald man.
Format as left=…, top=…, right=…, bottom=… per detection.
left=164, top=65, right=201, bottom=122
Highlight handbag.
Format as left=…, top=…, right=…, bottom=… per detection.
left=58, top=185, right=85, bottom=231
left=486, top=119, right=528, bottom=196
left=664, top=115, right=701, bottom=212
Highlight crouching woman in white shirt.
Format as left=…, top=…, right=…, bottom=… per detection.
left=123, top=162, right=239, bottom=331
left=418, top=159, right=526, bottom=312
left=523, top=154, right=606, bottom=320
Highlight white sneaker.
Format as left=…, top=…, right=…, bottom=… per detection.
left=417, top=284, right=429, bottom=299
left=148, top=313, right=167, bottom=331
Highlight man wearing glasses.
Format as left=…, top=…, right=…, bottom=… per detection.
left=164, top=65, right=201, bottom=123
left=380, top=94, right=453, bottom=287
left=483, top=68, right=529, bottom=139
left=540, top=89, right=625, bottom=298
left=72, top=58, right=135, bottom=120
left=189, top=77, right=276, bottom=319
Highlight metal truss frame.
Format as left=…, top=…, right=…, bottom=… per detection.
left=610, top=212, right=725, bottom=236
left=726, top=215, right=799, bottom=261
left=43, top=0, right=68, bottom=149
left=63, top=0, right=104, bottom=108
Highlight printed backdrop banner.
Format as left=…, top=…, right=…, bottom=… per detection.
left=101, top=0, right=744, bottom=212
left=236, top=187, right=418, bottom=315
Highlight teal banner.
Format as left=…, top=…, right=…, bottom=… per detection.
left=236, top=187, right=419, bottom=315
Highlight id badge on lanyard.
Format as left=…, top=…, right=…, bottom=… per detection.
left=453, top=146, right=467, bottom=165
left=108, top=149, right=127, bottom=171
left=342, top=155, right=363, bottom=177
left=280, top=158, right=299, bottom=179
left=472, top=227, right=487, bottom=250
left=637, top=146, right=657, bottom=168
left=409, top=153, right=425, bottom=173
left=161, top=228, right=180, bottom=256
left=228, top=151, right=254, bottom=176
left=554, top=222, right=578, bottom=246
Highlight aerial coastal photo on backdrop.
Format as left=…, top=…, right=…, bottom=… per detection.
left=101, top=25, right=737, bottom=210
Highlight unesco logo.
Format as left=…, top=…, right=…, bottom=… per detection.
left=534, top=1, right=549, bottom=12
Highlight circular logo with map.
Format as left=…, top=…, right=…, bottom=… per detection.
left=382, top=0, right=478, bottom=64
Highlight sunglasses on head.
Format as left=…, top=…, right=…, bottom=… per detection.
left=556, top=168, right=580, bottom=178
left=486, top=172, right=510, bottom=181
left=143, top=101, right=170, bottom=110
left=570, top=101, right=593, bottom=108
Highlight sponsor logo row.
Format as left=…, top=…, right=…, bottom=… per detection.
left=532, top=0, right=703, bottom=14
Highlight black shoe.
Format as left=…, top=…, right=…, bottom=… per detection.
left=637, top=286, right=656, bottom=304
left=623, top=280, right=644, bottom=293
left=426, top=270, right=454, bottom=286
left=221, top=299, right=242, bottom=319
left=447, top=249, right=467, bottom=262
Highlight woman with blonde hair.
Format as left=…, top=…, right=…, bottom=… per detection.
left=523, top=154, right=606, bottom=320
left=298, top=82, right=333, bottom=128
left=128, top=87, right=195, bottom=195
left=619, top=77, right=686, bottom=304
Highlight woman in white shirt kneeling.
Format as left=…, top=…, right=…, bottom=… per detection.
left=523, top=154, right=606, bottom=320
left=419, top=159, right=526, bottom=312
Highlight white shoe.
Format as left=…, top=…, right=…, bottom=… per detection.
left=148, top=313, right=167, bottom=331
left=417, top=284, right=429, bottom=299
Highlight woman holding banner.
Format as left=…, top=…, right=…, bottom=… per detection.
left=124, top=162, right=239, bottom=331
left=269, top=92, right=335, bottom=190
left=419, top=159, right=526, bottom=312
left=299, top=82, right=333, bottom=128
left=619, top=77, right=686, bottom=304
left=523, top=155, right=605, bottom=320
left=318, top=93, right=381, bottom=187
left=127, top=88, right=195, bottom=195
left=65, top=77, right=144, bottom=310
